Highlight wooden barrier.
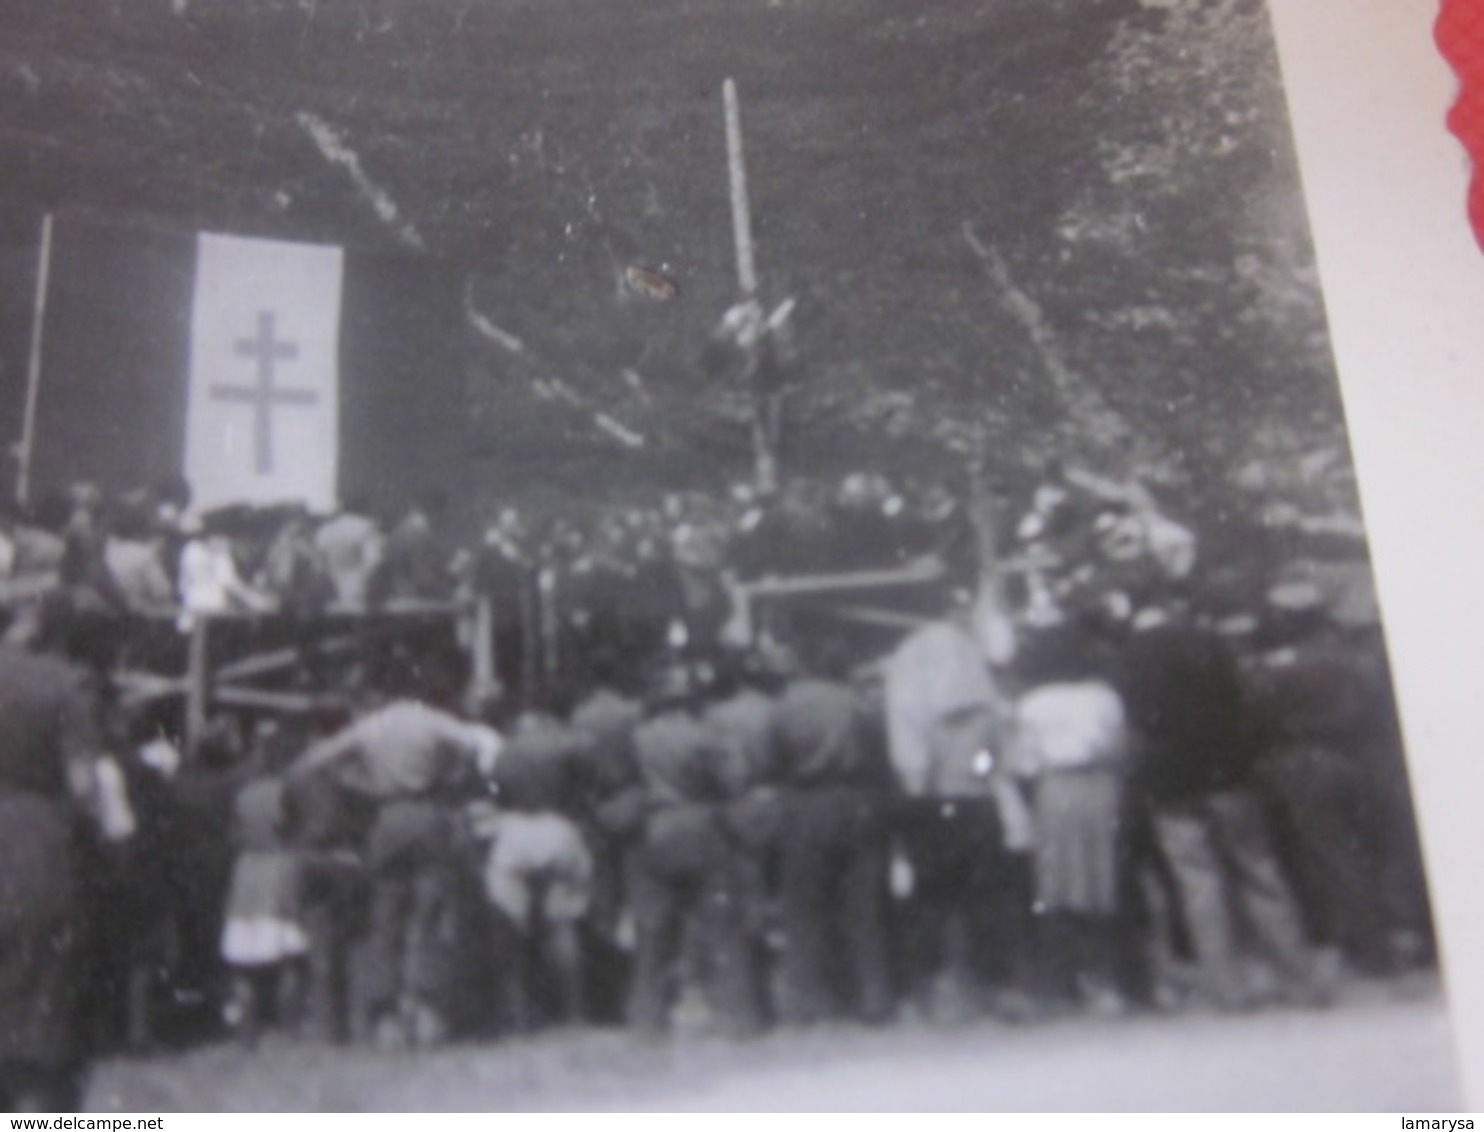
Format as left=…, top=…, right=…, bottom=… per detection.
left=725, top=558, right=947, bottom=644
left=111, top=598, right=492, bottom=750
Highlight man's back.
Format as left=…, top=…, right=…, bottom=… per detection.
left=571, top=687, right=644, bottom=795
left=495, top=714, right=591, bottom=814
left=772, top=678, right=876, bottom=789
left=0, top=648, right=98, bottom=798
left=704, top=688, right=777, bottom=794
left=634, top=709, right=727, bottom=806
left=298, top=700, right=496, bottom=800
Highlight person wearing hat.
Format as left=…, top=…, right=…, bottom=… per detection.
left=626, top=663, right=764, bottom=1036
left=1248, top=571, right=1433, bottom=975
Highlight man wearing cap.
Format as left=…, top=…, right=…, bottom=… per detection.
left=768, top=640, right=895, bottom=1025
left=627, top=665, right=764, bottom=1036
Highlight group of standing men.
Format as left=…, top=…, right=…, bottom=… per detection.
left=217, top=580, right=1429, bottom=1049
left=0, top=559, right=1434, bottom=1108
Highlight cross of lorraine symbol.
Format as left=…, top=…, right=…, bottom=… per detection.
left=211, top=310, right=318, bottom=476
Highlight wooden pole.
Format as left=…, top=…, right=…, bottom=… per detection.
left=966, top=440, right=1016, bottom=665
left=16, top=212, right=53, bottom=508
left=723, top=79, right=779, bottom=492
left=723, top=78, right=757, bottom=298
left=750, top=408, right=778, bottom=494
left=519, top=568, right=539, bottom=702
left=538, top=564, right=559, bottom=686
left=186, top=617, right=209, bottom=754
left=470, top=594, right=497, bottom=701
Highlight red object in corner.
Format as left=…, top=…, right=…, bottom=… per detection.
left=1438, top=0, right=1484, bottom=251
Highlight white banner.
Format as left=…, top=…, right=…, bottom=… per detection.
left=186, top=232, right=343, bottom=511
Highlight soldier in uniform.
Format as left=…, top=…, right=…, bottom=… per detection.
left=569, top=660, right=648, bottom=1019
left=627, top=666, right=764, bottom=1036
left=702, top=650, right=788, bottom=1014
left=769, top=642, right=895, bottom=1024
left=289, top=686, right=499, bottom=1048
left=481, top=693, right=594, bottom=1030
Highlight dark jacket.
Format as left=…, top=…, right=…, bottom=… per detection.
left=633, top=709, right=730, bottom=807
left=1247, top=639, right=1382, bottom=751
left=1117, top=623, right=1252, bottom=803
left=494, top=715, right=591, bottom=816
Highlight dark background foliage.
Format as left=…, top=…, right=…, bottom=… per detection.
left=0, top=0, right=1360, bottom=568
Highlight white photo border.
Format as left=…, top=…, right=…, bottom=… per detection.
left=1268, top=0, right=1484, bottom=1108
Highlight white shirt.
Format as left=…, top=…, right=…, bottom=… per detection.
left=177, top=537, right=271, bottom=629
left=1014, top=681, right=1128, bottom=774
left=884, top=620, right=1006, bottom=797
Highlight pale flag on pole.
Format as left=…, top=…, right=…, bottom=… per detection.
left=186, top=232, right=343, bottom=512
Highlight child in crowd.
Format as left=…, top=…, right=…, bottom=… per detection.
left=219, top=724, right=309, bottom=1044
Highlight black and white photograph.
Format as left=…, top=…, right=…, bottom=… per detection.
left=0, top=0, right=1470, bottom=1112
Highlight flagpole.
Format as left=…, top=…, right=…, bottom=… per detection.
left=723, top=79, right=780, bottom=492
left=724, top=78, right=757, bottom=298
left=16, top=211, right=53, bottom=509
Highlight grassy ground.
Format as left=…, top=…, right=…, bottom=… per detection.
left=82, top=973, right=1460, bottom=1112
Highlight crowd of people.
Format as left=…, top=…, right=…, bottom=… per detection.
left=0, top=466, right=1436, bottom=1110
left=0, top=469, right=976, bottom=612
left=0, top=470, right=983, bottom=694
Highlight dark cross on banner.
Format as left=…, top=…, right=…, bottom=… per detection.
left=211, top=309, right=317, bottom=475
